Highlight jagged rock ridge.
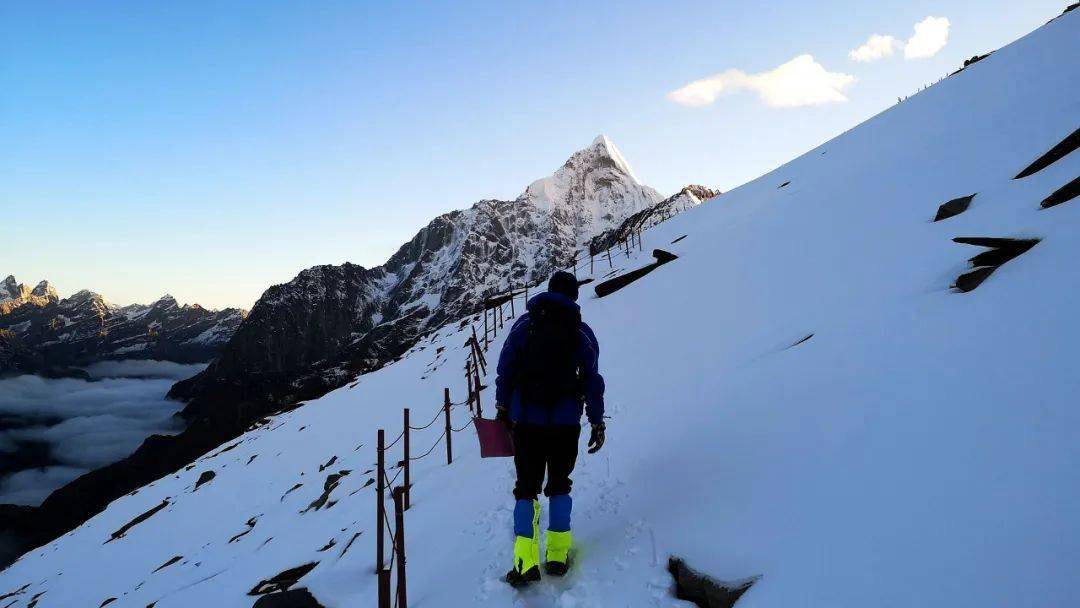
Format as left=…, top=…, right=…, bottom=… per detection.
left=0, top=276, right=247, bottom=375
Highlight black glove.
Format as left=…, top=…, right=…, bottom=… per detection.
left=587, top=422, right=606, bottom=454
left=495, top=404, right=512, bottom=429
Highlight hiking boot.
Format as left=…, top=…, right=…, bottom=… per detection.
left=506, top=500, right=541, bottom=587
left=544, top=529, right=572, bottom=576
left=505, top=564, right=541, bottom=587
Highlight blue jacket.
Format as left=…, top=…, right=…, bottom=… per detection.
left=495, top=292, right=605, bottom=426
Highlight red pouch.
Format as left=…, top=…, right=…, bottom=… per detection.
left=474, top=417, right=514, bottom=458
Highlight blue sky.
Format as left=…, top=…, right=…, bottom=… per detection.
left=1, top=0, right=1065, bottom=309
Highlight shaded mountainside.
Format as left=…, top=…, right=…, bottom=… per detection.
left=172, top=135, right=667, bottom=418
left=0, top=277, right=245, bottom=376
left=4, top=135, right=699, bottom=560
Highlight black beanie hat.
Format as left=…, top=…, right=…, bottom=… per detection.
left=548, top=271, right=579, bottom=302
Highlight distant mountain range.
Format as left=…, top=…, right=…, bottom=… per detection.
left=0, top=277, right=246, bottom=376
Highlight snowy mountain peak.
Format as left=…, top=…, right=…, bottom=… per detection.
left=31, top=280, right=58, bottom=300
left=2, top=275, right=24, bottom=302
left=520, top=136, right=663, bottom=243
left=590, top=133, right=640, bottom=183
left=1, top=276, right=56, bottom=306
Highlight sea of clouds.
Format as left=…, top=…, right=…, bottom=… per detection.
left=0, top=360, right=205, bottom=506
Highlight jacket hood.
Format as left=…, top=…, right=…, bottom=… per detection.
left=526, top=291, right=580, bottom=313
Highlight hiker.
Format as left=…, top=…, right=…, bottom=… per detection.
left=494, top=270, right=606, bottom=587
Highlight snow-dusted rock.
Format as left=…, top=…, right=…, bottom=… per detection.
left=0, top=278, right=246, bottom=374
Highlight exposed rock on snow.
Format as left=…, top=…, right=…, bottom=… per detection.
left=668, top=557, right=758, bottom=608
left=251, top=588, right=325, bottom=608
left=933, top=193, right=976, bottom=221
left=1013, top=126, right=1079, bottom=178
left=593, top=249, right=679, bottom=298
left=1041, top=175, right=1079, bottom=208
left=952, top=237, right=1040, bottom=292
left=248, top=562, right=319, bottom=595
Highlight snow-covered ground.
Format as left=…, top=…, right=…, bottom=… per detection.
left=2, top=8, right=1079, bottom=607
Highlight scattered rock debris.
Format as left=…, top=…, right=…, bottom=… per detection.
left=302, top=471, right=350, bottom=513
left=338, top=531, right=363, bottom=558
left=1041, top=175, right=1079, bottom=209
left=251, top=588, right=326, bottom=608
left=668, top=557, right=758, bottom=608
left=1014, top=127, right=1080, bottom=179
left=934, top=194, right=976, bottom=221
left=152, top=555, right=183, bottom=573
left=106, top=500, right=170, bottom=543
left=281, top=483, right=303, bottom=502
left=0, top=584, right=30, bottom=601
left=248, top=562, right=319, bottom=595
left=229, top=517, right=260, bottom=543
left=952, top=237, right=1040, bottom=292
left=194, top=470, right=216, bottom=490
left=318, top=456, right=337, bottom=472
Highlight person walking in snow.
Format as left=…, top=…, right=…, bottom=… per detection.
left=495, top=270, right=606, bottom=587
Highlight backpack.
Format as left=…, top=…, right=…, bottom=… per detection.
left=518, top=300, right=583, bottom=405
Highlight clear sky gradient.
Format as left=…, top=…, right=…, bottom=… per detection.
left=1, top=0, right=1065, bottom=309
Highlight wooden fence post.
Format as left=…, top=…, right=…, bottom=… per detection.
left=402, top=408, right=410, bottom=511
left=473, top=362, right=483, bottom=418
left=590, top=252, right=594, bottom=275
left=483, top=305, right=489, bottom=346
left=508, top=285, right=515, bottom=318
left=378, top=568, right=391, bottom=608
left=444, top=388, right=453, bottom=465
left=466, top=360, right=474, bottom=412
left=607, top=247, right=613, bottom=268
left=376, top=429, right=385, bottom=574
left=393, top=486, right=408, bottom=608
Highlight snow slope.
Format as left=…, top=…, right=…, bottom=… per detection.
left=2, top=8, right=1079, bottom=607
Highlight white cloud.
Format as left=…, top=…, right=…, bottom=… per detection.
left=668, top=55, right=856, bottom=108
left=849, top=34, right=898, bottom=62
left=0, top=362, right=194, bottom=506
left=904, top=16, right=950, bottom=59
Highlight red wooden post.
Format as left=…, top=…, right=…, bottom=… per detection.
left=393, top=486, right=408, bottom=608
left=376, top=429, right=385, bottom=574
left=444, top=388, right=453, bottom=465
left=402, top=408, right=410, bottom=511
